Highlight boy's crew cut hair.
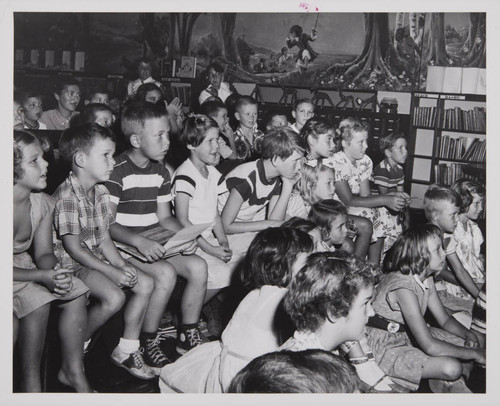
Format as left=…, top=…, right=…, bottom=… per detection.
left=379, top=131, right=406, bottom=154
left=284, top=251, right=379, bottom=332
left=292, top=98, right=312, bottom=112
left=58, top=123, right=115, bottom=162
left=179, top=114, right=219, bottom=148
left=200, top=99, right=227, bottom=118
left=240, top=227, right=314, bottom=291
left=234, top=95, right=258, bottom=113
left=384, top=224, right=443, bottom=275
left=260, top=127, right=306, bottom=160
left=423, top=184, right=462, bottom=220
left=120, top=100, right=168, bottom=138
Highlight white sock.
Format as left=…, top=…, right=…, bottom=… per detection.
left=118, top=337, right=140, bottom=354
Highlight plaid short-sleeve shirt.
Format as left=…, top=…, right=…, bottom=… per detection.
left=53, top=172, right=114, bottom=268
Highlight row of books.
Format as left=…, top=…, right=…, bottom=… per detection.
left=434, top=162, right=485, bottom=187
left=412, top=106, right=486, bottom=132
left=438, top=136, right=486, bottom=161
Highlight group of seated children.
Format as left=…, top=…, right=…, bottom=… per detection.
left=13, top=69, right=486, bottom=393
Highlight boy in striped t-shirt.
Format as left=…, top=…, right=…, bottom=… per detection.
left=106, top=101, right=209, bottom=366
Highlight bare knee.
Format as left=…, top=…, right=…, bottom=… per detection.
left=440, top=358, right=463, bottom=381
left=102, top=289, right=126, bottom=313
left=355, top=216, right=373, bottom=235
left=135, top=272, right=154, bottom=295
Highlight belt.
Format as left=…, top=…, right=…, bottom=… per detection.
left=367, top=314, right=406, bottom=333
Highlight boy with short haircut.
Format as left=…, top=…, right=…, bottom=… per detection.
left=84, top=86, right=110, bottom=105
left=290, top=98, right=314, bottom=134
left=17, top=89, right=47, bottom=130
left=233, top=95, right=265, bottom=160
left=218, top=127, right=306, bottom=261
left=53, top=123, right=155, bottom=380
left=76, top=103, right=114, bottom=129
left=106, top=101, right=209, bottom=356
left=423, top=186, right=482, bottom=319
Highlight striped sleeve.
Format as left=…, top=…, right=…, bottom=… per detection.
left=172, top=174, right=196, bottom=198
left=105, top=161, right=125, bottom=206
left=157, top=167, right=172, bottom=203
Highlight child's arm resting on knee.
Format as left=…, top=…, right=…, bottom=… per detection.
left=267, top=176, right=295, bottom=221
left=395, top=288, right=484, bottom=364
left=221, top=189, right=282, bottom=234
left=446, top=253, right=481, bottom=298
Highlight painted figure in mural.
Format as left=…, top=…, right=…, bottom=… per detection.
left=395, top=27, right=418, bottom=77
left=236, top=35, right=255, bottom=71
left=273, top=47, right=294, bottom=73
left=286, top=25, right=318, bottom=74
left=253, top=58, right=269, bottom=74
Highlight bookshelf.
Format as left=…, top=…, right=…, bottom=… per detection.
left=407, top=91, right=486, bottom=210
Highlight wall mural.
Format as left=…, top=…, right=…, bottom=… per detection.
left=14, top=12, right=486, bottom=92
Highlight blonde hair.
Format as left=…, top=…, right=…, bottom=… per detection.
left=296, top=160, right=335, bottom=205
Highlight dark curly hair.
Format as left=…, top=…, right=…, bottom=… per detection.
left=178, top=114, right=219, bottom=148
left=240, top=227, right=314, bottom=290
left=300, top=118, right=335, bottom=154
left=383, top=224, right=443, bottom=275
left=284, top=251, right=379, bottom=332
left=308, top=199, right=347, bottom=242
left=451, top=178, right=485, bottom=214
left=14, top=130, right=49, bottom=185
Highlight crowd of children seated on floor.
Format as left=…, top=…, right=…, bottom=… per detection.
left=13, top=59, right=486, bottom=394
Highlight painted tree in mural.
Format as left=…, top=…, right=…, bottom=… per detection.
left=326, top=13, right=405, bottom=91
left=170, top=13, right=202, bottom=56
left=461, top=13, right=486, bottom=67
left=423, top=13, right=453, bottom=66
left=139, top=13, right=170, bottom=58
left=220, top=13, right=239, bottom=64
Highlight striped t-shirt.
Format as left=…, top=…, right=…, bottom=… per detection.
left=372, top=159, right=405, bottom=191
left=106, top=152, right=172, bottom=231
left=217, top=159, right=282, bottom=222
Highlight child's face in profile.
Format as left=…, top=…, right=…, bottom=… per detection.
left=137, top=116, right=171, bottom=162
left=211, top=108, right=229, bottom=130
left=464, top=193, right=484, bottom=221
left=339, top=285, right=375, bottom=342
left=22, top=97, right=43, bottom=123
left=427, top=235, right=446, bottom=275
left=145, top=89, right=162, bottom=104
left=387, top=138, right=408, bottom=165
left=83, top=138, right=116, bottom=184
left=94, top=110, right=114, bottom=128
left=310, top=130, right=336, bottom=158
left=16, top=142, right=48, bottom=191
left=235, top=103, right=258, bottom=129
left=89, top=93, right=109, bottom=105
left=434, top=200, right=460, bottom=233
left=190, top=127, right=220, bottom=167
left=292, top=102, right=314, bottom=128
left=313, top=168, right=335, bottom=202
left=276, top=150, right=304, bottom=180
left=343, top=131, right=368, bottom=161
left=328, top=214, right=348, bottom=245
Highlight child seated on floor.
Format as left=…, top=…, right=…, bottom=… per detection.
left=263, top=110, right=289, bottom=132
left=423, top=185, right=483, bottom=322
left=228, top=349, right=361, bottom=393
left=366, top=225, right=485, bottom=392
left=105, top=101, right=209, bottom=360
left=158, top=227, right=314, bottom=393
left=232, top=95, right=264, bottom=160
left=84, top=85, right=109, bottom=106
left=52, top=124, right=156, bottom=380
left=308, top=199, right=350, bottom=253
left=289, top=98, right=314, bottom=134
left=373, top=132, right=411, bottom=250
left=75, top=103, right=114, bottom=129
left=331, top=118, right=407, bottom=264
left=16, top=89, right=47, bottom=130
left=218, top=126, right=306, bottom=264
left=13, top=130, right=91, bottom=392
left=172, top=114, right=239, bottom=338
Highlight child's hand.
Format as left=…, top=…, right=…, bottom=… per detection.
left=209, top=244, right=233, bottom=263
left=44, top=265, right=74, bottom=296
left=384, top=192, right=407, bottom=212
left=474, top=348, right=486, bottom=365
left=165, top=98, right=182, bottom=116
left=223, top=123, right=234, bottom=139
left=136, top=237, right=166, bottom=262
left=464, top=331, right=480, bottom=349
left=179, top=240, right=198, bottom=256
left=281, top=174, right=300, bottom=188
left=120, top=263, right=138, bottom=288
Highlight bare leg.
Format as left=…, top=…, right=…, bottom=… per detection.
left=18, top=303, right=50, bottom=392
left=80, top=271, right=125, bottom=341
left=122, top=269, right=154, bottom=339
left=368, top=238, right=384, bottom=265
left=349, top=215, right=373, bottom=260
left=13, top=314, right=19, bottom=346
left=57, top=295, right=92, bottom=392
left=422, top=356, right=463, bottom=380
left=168, top=254, right=207, bottom=325
left=129, top=258, right=177, bottom=333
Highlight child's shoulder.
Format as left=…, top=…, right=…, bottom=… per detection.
left=30, top=191, right=56, bottom=216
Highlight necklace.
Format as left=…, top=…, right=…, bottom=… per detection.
left=54, top=109, right=73, bottom=128
left=24, top=120, right=40, bottom=130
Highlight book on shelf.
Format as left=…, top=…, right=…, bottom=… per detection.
left=115, top=222, right=213, bottom=262
left=178, top=56, right=197, bottom=78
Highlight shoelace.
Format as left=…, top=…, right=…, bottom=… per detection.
left=147, top=336, right=169, bottom=363
left=186, top=328, right=203, bottom=346
left=131, top=348, right=146, bottom=368
left=157, top=326, right=177, bottom=341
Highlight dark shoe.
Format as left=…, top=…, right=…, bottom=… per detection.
left=142, top=334, right=172, bottom=374
left=176, top=325, right=206, bottom=355
left=110, top=346, right=155, bottom=380
left=202, top=297, right=225, bottom=339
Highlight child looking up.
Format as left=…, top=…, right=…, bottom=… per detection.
left=13, top=130, right=91, bottom=392
left=52, top=124, right=156, bottom=379
left=366, top=225, right=485, bottom=392
left=76, top=103, right=114, bottom=129
left=232, top=95, right=264, bottom=160
left=159, top=227, right=314, bottom=393
left=17, top=90, right=46, bottom=130
left=218, top=127, right=306, bottom=264
left=173, top=115, right=238, bottom=337
left=84, top=86, right=109, bottom=106
left=290, top=98, right=314, bottom=134
left=331, top=119, right=407, bottom=264
left=373, top=132, right=411, bottom=249
left=41, top=78, right=81, bottom=130
left=423, top=186, right=482, bottom=319
left=105, top=101, right=209, bottom=357
left=308, top=199, right=349, bottom=252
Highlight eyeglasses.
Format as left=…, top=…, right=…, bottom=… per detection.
left=64, top=90, right=81, bottom=99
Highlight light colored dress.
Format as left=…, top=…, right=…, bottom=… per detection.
left=366, top=273, right=465, bottom=390
left=331, top=151, right=398, bottom=247
left=13, top=193, right=89, bottom=319
left=159, top=285, right=287, bottom=393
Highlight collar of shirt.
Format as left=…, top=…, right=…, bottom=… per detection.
left=413, top=274, right=430, bottom=291
left=68, top=171, right=107, bottom=205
